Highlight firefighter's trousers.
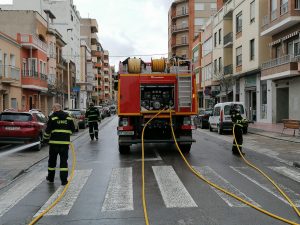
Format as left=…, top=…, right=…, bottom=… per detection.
left=89, top=121, right=98, bottom=140
left=48, top=144, right=69, bottom=183
left=232, top=125, right=243, bottom=154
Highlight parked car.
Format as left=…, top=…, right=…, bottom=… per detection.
left=0, top=111, right=47, bottom=150
left=94, top=106, right=104, bottom=120
left=208, top=102, right=248, bottom=134
left=68, top=109, right=87, bottom=129
left=193, top=108, right=213, bottom=129
left=64, top=110, right=80, bottom=132
left=109, top=105, right=117, bottom=115
left=102, top=107, right=111, bottom=117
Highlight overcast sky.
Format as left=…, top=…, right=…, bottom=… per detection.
left=73, top=0, right=173, bottom=69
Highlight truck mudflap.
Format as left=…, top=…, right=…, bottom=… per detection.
left=118, top=137, right=196, bottom=145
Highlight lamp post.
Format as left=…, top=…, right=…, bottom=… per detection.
left=67, top=28, right=73, bottom=109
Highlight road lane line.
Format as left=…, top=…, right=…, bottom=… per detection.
left=269, top=166, right=300, bottom=183
left=231, top=166, right=300, bottom=207
left=101, top=167, right=133, bottom=212
left=0, top=171, right=46, bottom=217
left=195, top=166, right=260, bottom=207
left=34, top=170, right=92, bottom=216
left=152, top=166, right=197, bottom=208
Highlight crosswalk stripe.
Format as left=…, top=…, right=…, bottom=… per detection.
left=0, top=171, right=46, bottom=217
left=34, top=170, right=92, bottom=216
left=195, top=166, right=260, bottom=207
left=231, top=167, right=300, bottom=207
left=101, top=167, right=133, bottom=212
left=269, top=166, right=300, bottom=183
left=152, top=166, right=197, bottom=208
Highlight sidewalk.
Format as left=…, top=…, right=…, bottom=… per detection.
left=249, top=122, right=300, bottom=143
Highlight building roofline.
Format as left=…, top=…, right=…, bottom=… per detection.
left=0, top=31, right=20, bottom=47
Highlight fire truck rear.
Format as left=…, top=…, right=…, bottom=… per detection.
left=117, top=57, right=197, bottom=154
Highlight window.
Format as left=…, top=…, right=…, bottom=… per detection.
left=296, top=0, right=300, bottom=9
left=214, top=59, right=218, bottom=73
left=181, top=35, right=187, bottom=44
left=0, top=49, right=2, bottom=77
left=11, top=98, right=17, bottom=110
left=214, top=32, right=217, bottom=47
left=260, top=81, right=267, bottom=119
left=271, top=0, right=277, bottom=20
left=211, top=3, right=217, bottom=10
left=218, top=57, right=222, bottom=73
left=195, top=3, right=205, bottom=10
left=213, top=107, right=220, bottom=116
left=202, top=38, right=212, bottom=56
left=195, top=18, right=205, bottom=26
left=275, top=45, right=281, bottom=58
left=250, top=1, right=255, bottom=23
left=250, top=39, right=255, bottom=60
left=236, top=46, right=242, bottom=66
left=281, top=0, right=288, bottom=15
left=218, top=29, right=221, bottom=45
left=4, top=53, right=8, bottom=77
left=287, top=39, right=300, bottom=56
left=236, top=12, right=243, bottom=33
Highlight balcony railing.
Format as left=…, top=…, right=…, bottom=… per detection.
left=19, top=34, right=48, bottom=53
left=22, top=70, right=39, bottom=78
left=280, top=2, right=288, bottom=15
left=262, top=55, right=300, bottom=70
left=224, top=64, right=233, bottom=75
left=0, top=65, right=20, bottom=81
left=40, top=73, right=48, bottom=81
left=172, top=24, right=189, bottom=33
left=223, top=32, right=233, bottom=47
left=174, top=10, right=189, bottom=18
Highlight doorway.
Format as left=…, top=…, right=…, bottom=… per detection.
left=29, top=96, right=33, bottom=110
left=276, top=87, right=289, bottom=123
left=246, top=90, right=257, bottom=121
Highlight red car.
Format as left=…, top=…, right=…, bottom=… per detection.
left=0, top=111, right=47, bottom=150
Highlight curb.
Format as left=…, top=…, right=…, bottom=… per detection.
left=248, top=130, right=300, bottom=144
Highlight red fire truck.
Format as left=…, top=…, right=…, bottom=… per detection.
left=117, top=57, right=197, bottom=154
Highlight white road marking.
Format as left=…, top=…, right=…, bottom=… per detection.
left=269, top=166, right=300, bottom=183
left=101, top=167, right=133, bottom=212
left=152, top=166, right=197, bottom=208
left=34, top=170, right=92, bottom=216
left=194, top=166, right=259, bottom=207
left=0, top=171, right=46, bottom=217
left=231, top=167, right=300, bottom=207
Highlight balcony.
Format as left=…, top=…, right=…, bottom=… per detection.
left=223, top=32, right=233, bottom=48
left=92, top=50, right=102, bottom=57
left=172, top=9, right=189, bottom=19
left=0, top=66, right=20, bottom=83
left=261, top=55, right=300, bottom=80
left=223, top=64, right=233, bottom=75
left=21, top=70, right=48, bottom=90
left=172, top=41, right=189, bottom=49
left=223, top=0, right=235, bottom=17
left=91, top=19, right=98, bottom=33
left=172, top=24, right=189, bottom=34
left=261, top=4, right=300, bottom=36
left=18, top=34, right=48, bottom=53
left=91, top=33, right=99, bottom=45
left=95, top=62, right=102, bottom=68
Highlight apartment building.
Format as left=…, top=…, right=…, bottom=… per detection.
left=168, top=0, right=217, bottom=59
left=260, top=0, right=300, bottom=122
left=1, top=0, right=81, bottom=109
left=212, top=0, right=271, bottom=122
left=80, top=18, right=100, bottom=107
left=192, top=34, right=202, bottom=108
left=0, top=11, right=50, bottom=113
left=0, top=32, right=22, bottom=112
left=103, top=50, right=111, bottom=104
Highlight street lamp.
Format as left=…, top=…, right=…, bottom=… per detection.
left=67, top=28, right=73, bottom=109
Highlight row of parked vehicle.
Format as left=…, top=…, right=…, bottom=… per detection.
left=0, top=104, right=117, bottom=151
left=193, top=102, right=248, bottom=135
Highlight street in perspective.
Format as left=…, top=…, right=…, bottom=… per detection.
left=0, top=0, right=300, bottom=225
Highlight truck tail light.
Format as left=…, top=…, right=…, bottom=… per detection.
left=181, top=117, right=196, bottom=130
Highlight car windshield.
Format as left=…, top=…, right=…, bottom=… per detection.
left=0, top=113, right=32, bottom=122
left=224, top=104, right=244, bottom=115
left=68, top=110, right=81, bottom=116
left=205, top=109, right=213, bottom=115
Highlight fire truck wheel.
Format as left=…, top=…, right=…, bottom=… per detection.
left=178, top=144, right=191, bottom=153
left=119, top=145, right=130, bottom=154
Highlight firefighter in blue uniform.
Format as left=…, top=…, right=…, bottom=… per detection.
left=43, top=103, right=75, bottom=185
left=85, top=102, right=100, bottom=140
left=230, top=104, right=247, bottom=156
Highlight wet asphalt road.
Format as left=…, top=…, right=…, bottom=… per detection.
left=0, top=116, right=300, bottom=225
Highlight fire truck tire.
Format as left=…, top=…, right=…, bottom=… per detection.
left=119, top=145, right=130, bottom=154
left=179, top=144, right=191, bottom=153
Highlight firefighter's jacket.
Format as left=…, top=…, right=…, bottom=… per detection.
left=85, top=106, right=100, bottom=123
left=231, top=112, right=247, bottom=128
left=43, top=111, right=75, bottom=145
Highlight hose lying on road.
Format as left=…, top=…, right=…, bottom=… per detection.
left=28, top=143, right=77, bottom=225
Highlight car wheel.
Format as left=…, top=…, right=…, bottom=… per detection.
left=200, top=120, right=203, bottom=129
left=34, top=134, right=42, bottom=151
left=119, top=145, right=130, bottom=154
left=218, top=125, right=223, bottom=135
left=209, top=124, right=213, bottom=132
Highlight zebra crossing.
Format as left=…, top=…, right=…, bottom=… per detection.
left=0, top=165, right=299, bottom=219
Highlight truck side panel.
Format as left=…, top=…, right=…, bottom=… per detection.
left=119, top=75, right=140, bottom=115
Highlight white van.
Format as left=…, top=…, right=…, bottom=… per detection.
left=208, top=102, right=247, bottom=134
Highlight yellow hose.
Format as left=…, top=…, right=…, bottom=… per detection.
left=167, top=110, right=299, bottom=225
left=28, top=143, right=76, bottom=225
left=233, top=124, right=300, bottom=217
left=141, top=109, right=167, bottom=225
